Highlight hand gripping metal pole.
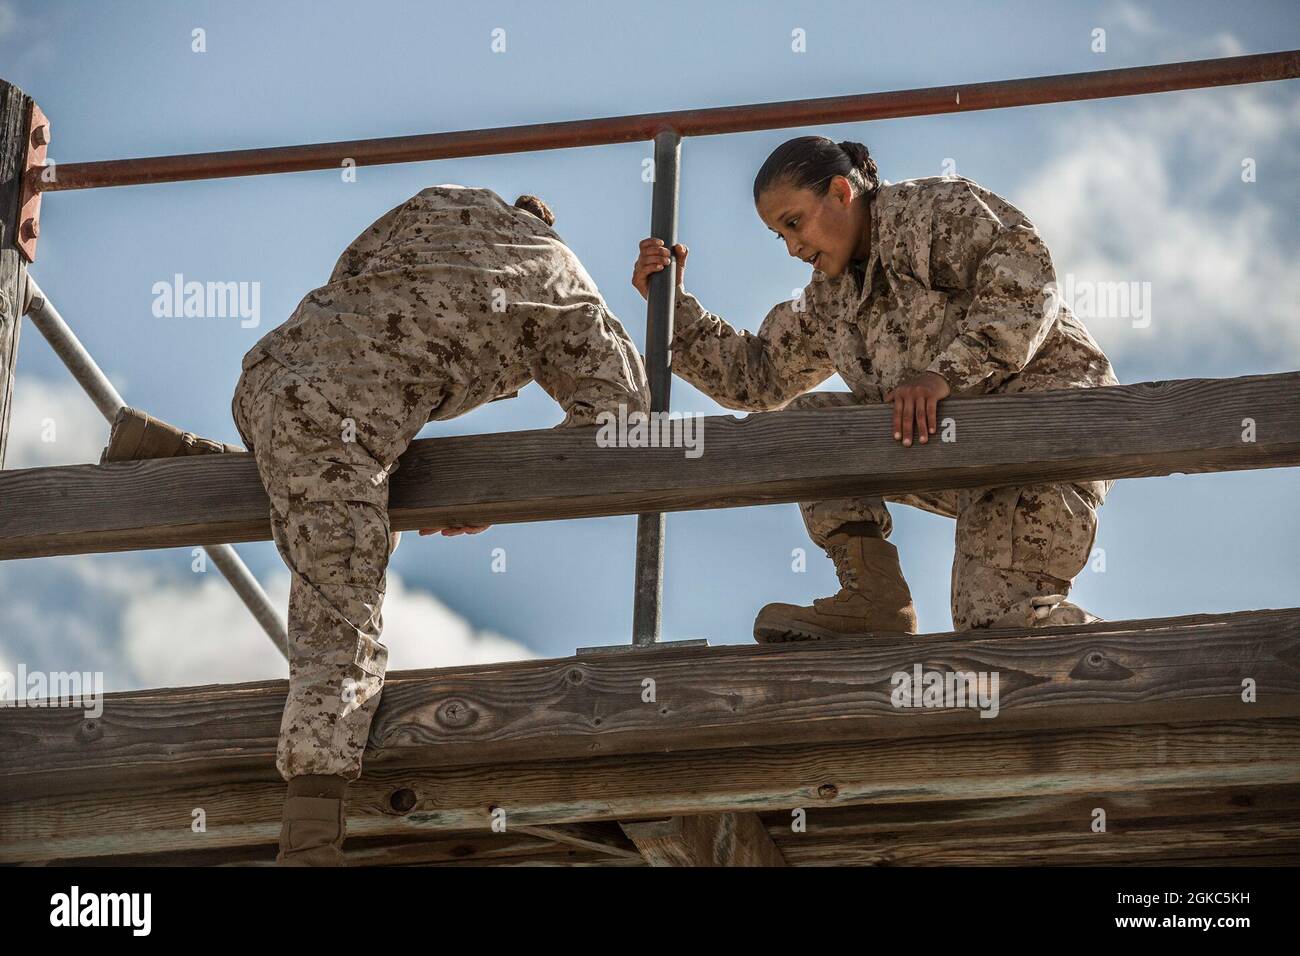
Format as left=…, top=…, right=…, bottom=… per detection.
left=22, top=276, right=289, bottom=658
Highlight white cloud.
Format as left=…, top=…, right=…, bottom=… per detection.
left=4, top=375, right=107, bottom=469
left=0, top=2, right=18, bottom=40
left=1109, top=1, right=1158, bottom=37
left=0, top=554, right=534, bottom=694
left=1019, top=82, right=1300, bottom=367
left=119, top=563, right=535, bottom=688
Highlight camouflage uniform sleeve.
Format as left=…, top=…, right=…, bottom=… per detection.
left=326, top=201, right=411, bottom=283
left=529, top=304, right=651, bottom=427
left=919, top=182, right=1058, bottom=394
left=669, top=282, right=834, bottom=411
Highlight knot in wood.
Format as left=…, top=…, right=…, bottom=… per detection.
left=1069, top=648, right=1135, bottom=681
left=388, top=787, right=418, bottom=814
left=77, top=718, right=102, bottom=743
left=435, top=698, right=477, bottom=729
left=817, top=783, right=839, bottom=800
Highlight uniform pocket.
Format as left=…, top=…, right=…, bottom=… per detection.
left=284, top=465, right=392, bottom=590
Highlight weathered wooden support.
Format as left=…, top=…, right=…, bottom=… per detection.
left=0, top=81, right=36, bottom=466
left=764, top=784, right=1300, bottom=866
left=1, top=372, right=1298, bottom=560
left=3, top=716, right=1297, bottom=864
left=3, top=609, right=1297, bottom=802
left=621, top=813, right=786, bottom=866
left=2, top=610, right=1298, bottom=863
left=19, top=785, right=1300, bottom=867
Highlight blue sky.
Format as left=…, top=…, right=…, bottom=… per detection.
left=1, top=0, right=1297, bottom=691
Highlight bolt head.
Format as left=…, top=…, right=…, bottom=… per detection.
left=32, top=125, right=49, bottom=147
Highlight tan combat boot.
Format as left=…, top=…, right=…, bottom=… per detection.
left=101, top=406, right=239, bottom=462
left=275, top=795, right=347, bottom=866
left=753, top=534, right=918, bottom=643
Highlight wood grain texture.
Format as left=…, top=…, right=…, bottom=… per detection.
left=1, top=372, right=1298, bottom=558
left=621, top=812, right=786, bottom=866
left=760, top=784, right=1300, bottom=866
left=4, top=609, right=1297, bottom=801
left=0, top=81, right=31, bottom=466
left=3, top=717, right=1297, bottom=863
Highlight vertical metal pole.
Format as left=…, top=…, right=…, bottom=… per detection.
left=631, top=129, right=681, bottom=646
left=23, top=277, right=289, bottom=658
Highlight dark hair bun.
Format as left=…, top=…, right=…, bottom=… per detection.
left=514, top=194, right=556, bottom=227
left=837, top=141, right=879, bottom=185
left=753, top=135, right=881, bottom=202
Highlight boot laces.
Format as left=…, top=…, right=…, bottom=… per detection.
left=826, top=540, right=863, bottom=593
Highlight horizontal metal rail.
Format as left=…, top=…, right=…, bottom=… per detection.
left=39, top=51, right=1299, bottom=191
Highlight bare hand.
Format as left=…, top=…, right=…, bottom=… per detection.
left=883, top=372, right=951, bottom=447
left=418, top=525, right=491, bottom=537
left=632, top=238, right=687, bottom=300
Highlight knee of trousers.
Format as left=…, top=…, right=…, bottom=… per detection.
left=951, top=483, right=1099, bottom=628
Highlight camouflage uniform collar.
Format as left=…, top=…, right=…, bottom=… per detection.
left=848, top=188, right=883, bottom=301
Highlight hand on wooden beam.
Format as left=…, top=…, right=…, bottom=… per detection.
left=884, top=370, right=951, bottom=447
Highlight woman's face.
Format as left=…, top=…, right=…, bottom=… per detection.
left=755, top=175, right=868, bottom=278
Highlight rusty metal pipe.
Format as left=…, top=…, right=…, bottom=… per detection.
left=38, top=51, right=1299, bottom=192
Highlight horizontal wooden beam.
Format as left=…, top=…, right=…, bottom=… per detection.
left=0, top=372, right=1297, bottom=559
left=31, top=785, right=1300, bottom=867
left=3, top=716, right=1297, bottom=863
left=763, top=784, right=1300, bottom=866
left=3, top=610, right=1298, bottom=803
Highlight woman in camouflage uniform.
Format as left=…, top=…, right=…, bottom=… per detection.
left=233, top=188, right=648, bottom=864
left=633, top=136, right=1116, bottom=643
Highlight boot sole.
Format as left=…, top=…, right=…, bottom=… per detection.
left=754, top=622, right=915, bottom=644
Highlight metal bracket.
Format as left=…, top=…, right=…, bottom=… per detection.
left=16, top=101, right=48, bottom=262
left=575, top=638, right=708, bottom=656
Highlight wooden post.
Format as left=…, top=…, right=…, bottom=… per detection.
left=0, top=80, right=34, bottom=467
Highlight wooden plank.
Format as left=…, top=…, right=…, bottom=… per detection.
left=0, top=81, right=32, bottom=466
left=3, top=609, right=1297, bottom=801
left=762, top=784, right=1300, bottom=865
left=1, top=371, right=1297, bottom=559
left=2, top=717, right=1297, bottom=863
left=81, top=830, right=640, bottom=868
left=781, top=822, right=1300, bottom=866
left=622, top=813, right=786, bottom=866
